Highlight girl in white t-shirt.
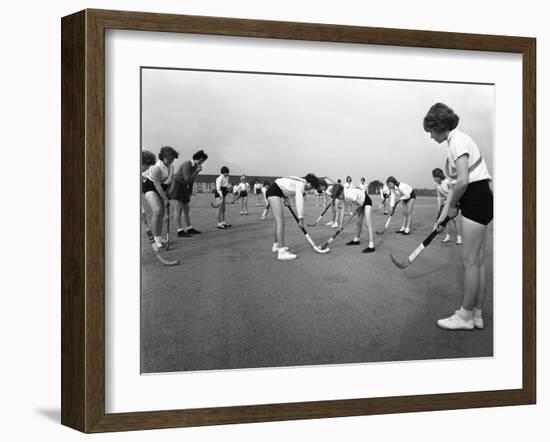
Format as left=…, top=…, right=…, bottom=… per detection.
left=386, top=176, right=416, bottom=235
left=235, top=175, right=251, bottom=215
left=141, top=146, right=178, bottom=248
left=331, top=183, right=375, bottom=253
left=432, top=168, right=462, bottom=244
left=213, top=166, right=232, bottom=229
left=253, top=180, right=263, bottom=206
left=424, top=102, right=493, bottom=331
left=265, top=174, right=322, bottom=261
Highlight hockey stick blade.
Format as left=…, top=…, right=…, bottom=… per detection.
left=156, top=253, right=180, bottom=266
left=390, top=253, right=409, bottom=269
left=314, top=246, right=330, bottom=254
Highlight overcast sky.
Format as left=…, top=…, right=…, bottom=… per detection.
left=142, top=68, right=493, bottom=188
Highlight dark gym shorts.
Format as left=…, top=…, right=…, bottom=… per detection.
left=458, top=179, right=493, bottom=225
left=240, top=190, right=248, bottom=198
left=403, top=189, right=416, bottom=201
left=214, top=187, right=229, bottom=199
left=265, top=182, right=285, bottom=199
left=141, top=179, right=167, bottom=195
left=362, top=192, right=373, bottom=207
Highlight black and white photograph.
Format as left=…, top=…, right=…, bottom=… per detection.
left=140, top=67, right=494, bottom=374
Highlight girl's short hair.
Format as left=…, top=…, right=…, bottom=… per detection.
left=346, top=176, right=352, bottom=182
left=432, top=168, right=446, bottom=180
left=141, top=150, right=156, bottom=166
left=304, top=173, right=321, bottom=190
left=263, top=181, right=270, bottom=187
left=240, top=175, right=246, bottom=180
left=360, top=177, right=366, bottom=182
left=192, top=150, right=208, bottom=161
left=221, top=166, right=229, bottom=174
left=331, top=183, right=344, bottom=198
left=386, top=176, right=399, bottom=186
left=158, top=146, right=179, bottom=161
left=423, top=103, right=460, bottom=132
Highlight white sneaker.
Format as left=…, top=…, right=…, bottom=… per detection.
left=437, top=312, right=474, bottom=330
left=331, top=222, right=339, bottom=229
left=455, top=310, right=483, bottom=329
left=441, top=235, right=451, bottom=243
left=277, top=249, right=297, bottom=261
left=272, top=244, right=289, bottom=253
left=456, top=236, right=463, bottom=245
left=325, top=221, right=333, bottom=226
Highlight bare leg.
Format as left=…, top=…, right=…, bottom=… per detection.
left=461, top=217, right=487, bottom=311
left=182, top=203, right=191, bottom=229
left=400, top=202, right=407, bottom=230
left=405, top=199, right=415, bottom=230
left=144, top=192, right=164, bottom=236
left=269, top=197, right=285, bottom=246
left=475, top=229, right=489, bottom=310
left=354, top=211, right=365, bottom=239
left=364, top=206, right=374, bottom=243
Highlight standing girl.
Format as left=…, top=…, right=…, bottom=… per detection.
left=236, top=175, right=251, bottom=215
left=331, top=183, right=376, bottom=253
left=253, top=179, right=263, bottom=205
left=424, top=102, right=493, bottom=330
left=171, top=149, right=208, bottom=237
left=344, top=176, right=354, bottom=215
left=432, top=168, right=462, bottom=244
left=266, top=174, right=322, bottom=261
left=141, top=146, right=178, bottom=248
left=214, top=166, right=232, bottom=229
left=386, top=176, right=416, bottom=235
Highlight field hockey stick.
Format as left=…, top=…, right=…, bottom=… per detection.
left=320, top=209, right=357, bottom=250
left=390, top=216, right=451, bottom=269
left=285, top=204, right=330, bottom=254
left=376, top=200, right=400, bottom=234
left=307, top=196, right=337, bottom=227
left=141, top=206, right=179, bottom=266
left=165, top=201, right=171, bottom=250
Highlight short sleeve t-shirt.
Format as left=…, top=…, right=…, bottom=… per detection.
left=446, top=129, right=491, bottom=183
left=343, top=188, right=366, bottom=206
left=142, top=160, right=173, bottom=185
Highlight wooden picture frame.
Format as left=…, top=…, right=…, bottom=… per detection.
left=61, top=9, right=536, bottom=433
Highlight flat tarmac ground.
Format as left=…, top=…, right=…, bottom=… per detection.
left=141, top=193, right=493, bottom=373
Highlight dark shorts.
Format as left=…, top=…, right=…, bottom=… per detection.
left=141, top=179, right=167, bottom=196
left=458, top=180, right=493, bottom=225
left=255, top=188, right=262, bottom=195
left=403, top=189, right=416, bottom=201
left=168, top=179, right=192, bottom=204
left=240, top=190, right=248, bottom=198
left=382, top=192, right=389, bottom=199
left=214, top=187, right=229, bottom=199
left=362, top=192, right=372, bottom=207
left=265, top=182, right=285, bottom=199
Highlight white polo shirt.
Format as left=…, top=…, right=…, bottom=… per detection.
left=435, top=178, right=451, bottom=202
left=394, top=182, right=413, bottom=200
left=142, top=159, right=173, bottom=184
left=446, top=128, right=492, bottom=183
left=343, top=188, right=366, bottom=206
left=275, top=177, right=307, bottom=218
left=215, top=174, right=229, bottom=195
